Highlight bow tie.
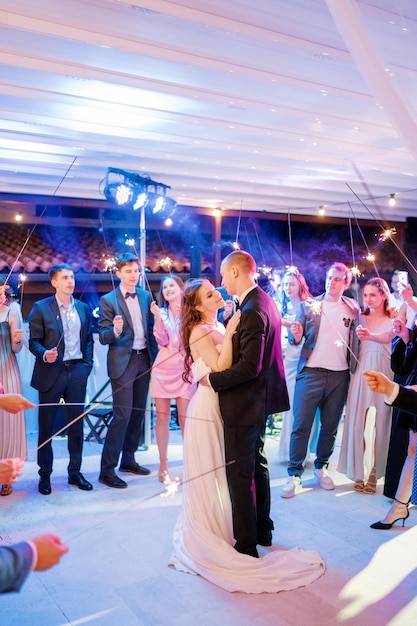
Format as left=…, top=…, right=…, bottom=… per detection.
left=125, top=291, right=137, bottom=299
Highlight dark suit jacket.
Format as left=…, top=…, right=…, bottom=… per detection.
left=391, top=385, right=417, bottom=417
left=0, top=541, right=34, bottom=594
left=289, top=294, right=360, bottom=375
left=391, top=328, right=417, bottom=381
left=29, top=297, right=94, bottom=393
left=98, top=286, right=158, bottom=380
left=209, top=286, right=289, bottom=426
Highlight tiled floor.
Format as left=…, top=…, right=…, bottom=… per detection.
left=1, top=425, right=417, bottom=626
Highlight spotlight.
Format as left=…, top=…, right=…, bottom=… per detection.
left=101, top=167, right=176, bottom=215
left=388, top=193, right=396, bottom=207
left=15, top=211, right=23, bottom=222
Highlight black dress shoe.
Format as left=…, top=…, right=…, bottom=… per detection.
left=68, top=473, right=93, bottom=491
left=39, top=478, right=51, bottom=495
left=99, top=474, right=128, bottom=489
left=257, top=531, right=273, bottom=547
left=119, top=462, right=151, bottom=476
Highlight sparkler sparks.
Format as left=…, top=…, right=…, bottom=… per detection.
left=335, top=339, right=344, bottom=348
left=103, top=256, right=117, bottom=272
left=257, top=264, right=272, bottom=277
left=351, top=266, right=361, bottom=277
left=286, top=265, right=299, bottom=274
left=379, top=227, right=397, bottom=242
left=366, top=253, right=375, bottom=263
left=306, top=299, right=322, bottom=315
left=158, top=256, right=173, bottom=270
left=160, top=475, right=181, bottom=497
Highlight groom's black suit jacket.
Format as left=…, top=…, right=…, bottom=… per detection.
left=210, top=285, right=289, bottom=425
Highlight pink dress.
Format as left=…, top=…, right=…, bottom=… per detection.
left=150, top=308, right=195, bottom=399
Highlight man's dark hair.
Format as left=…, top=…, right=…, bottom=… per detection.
left=49, top=263, right=73, bottom=281
left=116, top=253, right=139, bottom=270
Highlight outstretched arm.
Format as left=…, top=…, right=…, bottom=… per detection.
left=363, top=370, right=396, bottom=396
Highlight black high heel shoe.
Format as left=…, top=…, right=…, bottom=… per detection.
left=370, top=498, right=410, bottom=530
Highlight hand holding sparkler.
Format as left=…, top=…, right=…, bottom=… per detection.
left=290, top=320, right=303, bottom=344
left=363, top=370, right=395, bottom=396
left=0, top=394, right=36, bottom=413
left=399, top=283, right=413, bottom=304
left=12, top=328, right=24, bottom=346
left=0, top=457, right=25, bottom=484
left=356, top=325, right=371, bottom=341
left=113, top=314, right=123, bottom=336
left=150, top=300, right=161, bottom=320
left=392, top=317, right=409, bottom=342
left=44, top=347, right=58, bottom=363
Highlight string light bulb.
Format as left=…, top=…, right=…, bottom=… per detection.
left=388, top=193, right=396, bottom=207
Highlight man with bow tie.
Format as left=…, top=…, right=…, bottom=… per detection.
left=98, top=253, right=158, bottom=488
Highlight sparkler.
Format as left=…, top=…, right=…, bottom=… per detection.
left=4, top=158, right=77, bottom=285
left=103, top=256, right=117, bottom=273
left=305, top=299, right=322, bottom=316
left=160, top=460, right=236, bottom=498
left=18, top=272, right=27, bottom=313
left=158, top=256, right=173, bottom=271
left=379, top=227, right=397, bottom=242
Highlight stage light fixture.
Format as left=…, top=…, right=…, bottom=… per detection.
left=100, top=167, right=177, bottom=289
left=388, top=193, right=396, bottom=207
left=101, top=167, right=176, bottom=214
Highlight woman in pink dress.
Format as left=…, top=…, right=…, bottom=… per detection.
left=150, top=275, right=195, bottom=482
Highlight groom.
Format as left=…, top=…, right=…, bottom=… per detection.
left=209, top=250, right=289, bottom=558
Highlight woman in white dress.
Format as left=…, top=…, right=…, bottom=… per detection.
left=169, top=279, right=324, bottom=594
left=337, top=278, right=395, bottom=493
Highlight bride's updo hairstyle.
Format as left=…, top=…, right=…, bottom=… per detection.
left=181, top=279, right=207, bottom=383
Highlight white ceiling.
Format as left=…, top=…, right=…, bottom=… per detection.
left=1, top=0, right=417, bottom=223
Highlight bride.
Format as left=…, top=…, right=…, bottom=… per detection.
left=169, top=279, right=324, bottom=593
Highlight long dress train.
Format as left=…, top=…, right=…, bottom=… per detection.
left=169, top=353, right=325, bottom=594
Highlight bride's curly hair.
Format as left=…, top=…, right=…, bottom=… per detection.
left=180, top=279, right=207, bottom=383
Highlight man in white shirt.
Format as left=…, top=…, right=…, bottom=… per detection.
left=281, top=262, right=360, bottom=498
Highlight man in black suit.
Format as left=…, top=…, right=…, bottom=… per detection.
left=208, top=250, right=289, bottom=558
left=98, top=253, right=158, bottom=488
left=29, top=263, right=94, bottom=495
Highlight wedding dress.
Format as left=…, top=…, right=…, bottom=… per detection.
left=169, top=350, right=325, bottom=593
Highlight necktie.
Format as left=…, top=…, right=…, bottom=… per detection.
left=235, top=298, right=241, bottom=310
left=125, top=291, right=137, bottom=299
